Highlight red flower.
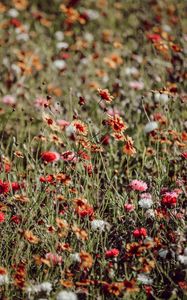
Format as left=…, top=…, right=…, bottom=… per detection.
left=39, top=175, right=54, bottom=183
left=161, top=192, right=178, bottom=207
left=11, top=215, right=21, bottom=224
left=181, top=152, right=187, bottom=159
left=133, top=228, right=147, bottom=238
left=147, top=33, right=161, bottom=43
left=10, top=18, right=22, bottom=27
left=41, top=151, right=60, bottom=163
left=100, top=134, right=110, bottom=145
left=0, top=212, right=5, bottom=223
left=11, top=182, right=22, bottom=192
left=0, top=180, right=9, bottom=194
left=105, top=248, right=119, bottom=258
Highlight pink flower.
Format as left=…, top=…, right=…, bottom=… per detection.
left=34, top=97, right=48, bottom=108
left=2, top=95, right=16, bottom=105
left=45, top=253, right=62, bottom=265
left=105, top=248, right=119, bottom=258
left=130, top=180, right=148, bottom=192
left=128, top=81, right=144, bottom=90
left=107, top=108, right=120, bottom=117
left=124, top=203, right=135, bottom=212
left=0, top=212, right=5, bottom=223
left=41, top=151, right=60, bottom=163
left=61, top=151, right=78, bottom=163
left=57, top=119, right=70, bottom=128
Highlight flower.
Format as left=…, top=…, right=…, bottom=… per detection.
left=137, top=273, right=153, bottom=285
left=133, top=228, right=147, bottom=238
left=91, top=219, right=111, bottom=232
left=105, top=248, right=119, bottom=258
left=0, top=180, right=9, bottom=194
left=2, top=95, right=16, bottom=105
left=107, top=114, right=128, bottom=133
left=154, top=93, right=169, bottom=104
left=0, top=212, right=5, bottom=223
left=61, top=151, right=77, bottom=163
left=26, top=282, right=52, bottom=295
left=34, top=97, right=49, bottom=108
left=71, top=120, right=88, bottom=136
left=161, top=191, right=178, bottom=206
left=129, top=180, right=148, bottom=192
left=0, top=274, right=9, bottom=285
left=123, top=136, right=136, bottom=156
left=53, top=60, right=66, bottom=70
left=41, top=151, right=60, bottom=163
left=144, top=121, right=158, bottom=133
left=70, top=253, right=81, bottom=263
left=139, top=194, right=153, bottom=209
left=181, top=152, right=187, bottom=159
left=45, top=253, right=62, bottom=265
left=56, top=290, right=78, bottom=300
left=124, top=203, right=135, bottom=212
left=98, top=88, right=114, bottom=103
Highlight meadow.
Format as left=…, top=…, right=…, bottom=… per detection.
left=0, top=0, right=186, bottom=299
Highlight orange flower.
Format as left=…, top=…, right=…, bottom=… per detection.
left=60, top=279, right=74, bottom=288
left=123, top=136, right=136, bottom=156
left=0, top=266, right=7, bottom=275
left=14, top=194, right=30, bottom=203
left=104, top=53, right=123, bottom=69
left=98, top=88, right=114, bottom=103
left=12, top=0, right=28, bottom=10
left=72, top=224, right=88, bottom=241
left=24, top=230, right=40, bottom=244
left=79, top=251, right=93, bottom=269
left=107, top=114, right=128, bottom=133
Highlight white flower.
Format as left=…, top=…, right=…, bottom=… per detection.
left=158, top=249, right=168, bottom=258
left=38, top=282, right=52, bottom=294
left=137, top=274, right=153, bottom=285
left=138, top=198, right=153, bottom=209
left=53, top=60, right=66, bottom=70
left=125, top=67, right=139, bottom=76
left=0, top=274, right=9, bottom=285
left=84, top=32, right=94, bottom=42
left=154, top=93, right=169, bottom=104
left=65, top=124, right=76, bottom=137
left=85, top=9, right=99, bottom=20
left=56, top=290, right=78, bottom=300
left=55, top=31, right=64, bottom=41
left=70, top=253, right=81, bottom=263
left=145, top=209, right=155, bottom=219
left=144, top=121, right=158, bottom=133
left=91, top=219, right=111, bottom=232
left=178, top=255, right=187, bottom=266
left=56, top=42, right=69, bottom=50
left=11, top=63, right=21, bottom=75
left=7, top=8, right=19, bottom=17
left=16, top=33, right=29, bottom=41
left=26, top=282, right=52, bottom=295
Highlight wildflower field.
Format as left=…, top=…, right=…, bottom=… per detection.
left=0, top=0, right=187, bottom=299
